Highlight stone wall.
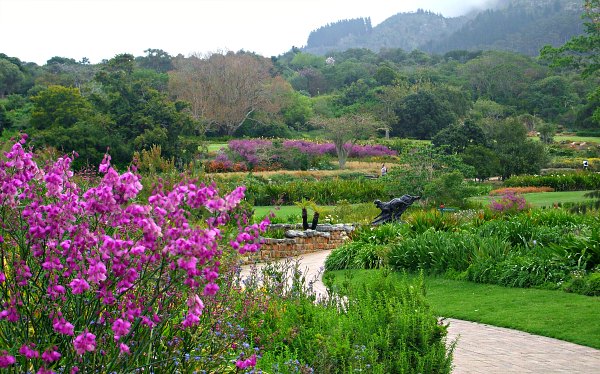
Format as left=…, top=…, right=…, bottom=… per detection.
left=243, top=224, right=355, bottom=263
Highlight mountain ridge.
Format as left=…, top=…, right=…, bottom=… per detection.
left=302, top=0, right=585, bottom=56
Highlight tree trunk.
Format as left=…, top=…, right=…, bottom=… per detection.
left=311, top=212, right=320, bottom=230
left=302, top=208, right=309, bottom=230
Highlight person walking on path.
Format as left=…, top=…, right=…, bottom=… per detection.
left=381, top=163, right=388, bottom=177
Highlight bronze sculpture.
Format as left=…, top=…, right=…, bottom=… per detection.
left=372, top=195, right=421, bottom=225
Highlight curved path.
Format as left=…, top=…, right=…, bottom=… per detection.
left=242, top=250, right=600, bottom=373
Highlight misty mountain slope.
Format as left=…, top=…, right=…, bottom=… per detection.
left=303, top=10, right=466, bottom=55
left=422, top=0, right=584, bottom=55
left=302, top=0, right=585, bottom=56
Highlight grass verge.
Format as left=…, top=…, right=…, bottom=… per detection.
left=327, top=269, right=600, bottom=349
left=471, top=190, right=596, bottom=208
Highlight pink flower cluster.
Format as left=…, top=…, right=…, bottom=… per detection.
left=489, top=191, right=528, bottom=213
left=228, top=139, right=397, bottom=164
left=0, top=135, right=267, bottom=372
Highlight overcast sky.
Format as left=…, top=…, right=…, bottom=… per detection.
left=1, top=0, right=497, bottom=65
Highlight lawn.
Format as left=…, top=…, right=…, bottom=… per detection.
left=472, top=190, right=596, bottom=208
left=207, top=143, right=227, bottom=153
left=328, top=269, right=600, bottom=349
left=254, top=205, right=336, bottom=220
left=554, top=134, right=600, bottom=144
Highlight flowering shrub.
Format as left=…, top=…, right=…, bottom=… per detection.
left=229, top=139, right=273, bottom=167
left=489, top=191, right=529, bottom=214
left=0, top=135, right=267, bottom=372
left=206, top=140, right=398, bottom=173
left=282, top=140, right=397, bottom=158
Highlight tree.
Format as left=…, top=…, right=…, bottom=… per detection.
left=0, top=58, right=24, bottom=97
left=313, top=113, right=380, bottom=169
left=136, top=48, right=173, bottom=73
left=461, top=145, right=501, bottom=181
left=431, top=120, right=487, bottom=153
left=393, top=90, right=456, bottom=139
left=169, top=52, right=277, bottom=136
left=30, top=85, right=93, bottom=130
left=537, top=121, right=557, bottom=144
left=540, top=0, right=600, bottom=126
left=92, top=54, right=199, bottom=166
left=485, top=117, right=548, bottom=179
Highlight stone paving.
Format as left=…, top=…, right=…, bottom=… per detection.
left=242, top=249, right=600, bottom=373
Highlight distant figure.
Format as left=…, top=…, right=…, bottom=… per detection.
left=381, top=163, right=388, bottom=177
left=583, top=160, right=589, bottom=170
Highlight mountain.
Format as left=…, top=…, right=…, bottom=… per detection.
left=302, top=0, right=585, bottom=56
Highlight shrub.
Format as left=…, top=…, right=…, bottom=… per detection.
left=467, top=252, right=572, bottom=288
left=325, top=224, right=408, bottom=271
left=488, top=191, right=529, bottom=214
left=389, top=229, right=496, bottom=274
left=405, top=209, right=463, bottom=234
left=257, top=267, right=453, bottom=373
left=504, top=173, right=600, bottom=191
left=0, top=136, right=268, bottom=372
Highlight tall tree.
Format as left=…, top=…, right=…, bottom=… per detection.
left=393, top=90, right=456, bottom=139
left=30, top=85, right=93, bottom=129
left=313, top=113, right=380, bottom=169
left=169, top=51, right=277, bottom=136
left=92, top=54, right=198, bottom=166
left=0, top=58, right=24, bottom=97
left=541, top=0, right=600, bottom=126
left=484, top=117, right=547, bottom=179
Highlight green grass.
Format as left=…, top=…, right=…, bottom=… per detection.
left=554, top=135, right=600, bottom=144
left=472, top=190, right=596, bottom=207
left=207, top=143, right=227, bottom=152
left=328, top=269, right=600, bottom=349
left=254, top=205, right=336, bottom=220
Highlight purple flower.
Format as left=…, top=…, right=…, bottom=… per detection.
left=69, top=278, right=90, bottom=294
left=41, top=346, right=61, bottom=363
left=0, top=351, right=16, bottom=368
left=73, top=331, right=96, bottom=355
left=87, top=261, right=107, bottom=284
left=52, top=317, right=74, bottom=336
left=19, top=343, right=40, bottom=359
left=236, top=354, right=257, bottom=369
left=112, top=318, right=131, bottom=341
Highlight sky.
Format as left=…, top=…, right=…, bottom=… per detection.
left=0, top=0, right=497, bottom=65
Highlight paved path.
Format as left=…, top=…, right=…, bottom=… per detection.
left=242, top=250, right=600, bottom=373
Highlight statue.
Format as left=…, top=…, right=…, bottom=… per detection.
left=372, top=195, right=421, bottom=225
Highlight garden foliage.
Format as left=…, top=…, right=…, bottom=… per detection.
left=504, top=173, right=600, bottom=191
left=247, top=260, right=454, bottom=373
left=327, top=207, right=600, bottom=295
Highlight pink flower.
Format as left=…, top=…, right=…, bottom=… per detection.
left=119, top=343, right=130, bottom=355
left=19, top=343, right=39, bottom=359
left=0, top=351, right=16, bottom=368
left=99, top=154, right=111, bottom=173
left=53, top=317, right=74, bottom=336
left=203, top=282, right=219, bottom=296
left=69, top=278, right=90, bottom=294
left=235, top=354, right=257, bottom=369
left=41, top=346, right=61, bottom=363
left=87, top=261, right=107, bottom=284
left=0, top=307, right=19, bottom=322
left=182, top=313, right=200, bottom=328
left=112, top=318, right=131, bottom=341
left=73, top=331, right=96, bottom=355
